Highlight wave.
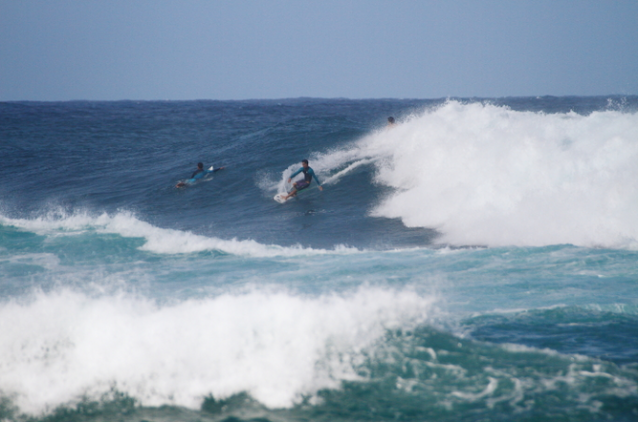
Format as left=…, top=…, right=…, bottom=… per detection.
left=311, top=101, right=638, bottom=249
left=0, top=211, right=359, bottom=257
left=4, top=287, right=635, bottom=420
left=0, top=286, right=436, bottom=413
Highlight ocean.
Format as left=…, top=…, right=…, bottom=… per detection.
left=1, top=96, right=637, bottom=422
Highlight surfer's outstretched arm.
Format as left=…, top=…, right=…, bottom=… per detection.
left=309, top=169, right=323, bottom=191
left=205, top=166, right=225, bottom=174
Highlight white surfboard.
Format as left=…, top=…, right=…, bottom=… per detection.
left=274, top=193, right=288, bottom=204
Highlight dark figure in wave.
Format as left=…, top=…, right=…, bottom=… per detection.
left=176, top=162, right=224, bottom=188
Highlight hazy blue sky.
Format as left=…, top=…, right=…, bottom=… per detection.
left=1, top=0, right=637, bottom=101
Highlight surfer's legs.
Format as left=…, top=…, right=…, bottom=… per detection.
left=283, top=181, right=310, bottom=200
left=282, top=188, right=297, bottom=201
left=293, top=181, right=309, bottom=192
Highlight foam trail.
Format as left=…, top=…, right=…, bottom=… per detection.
left=265, top=147, right=378, bottom=194
left=0, top=287, right=435, bottom=413
left=321, top=159, right=374, bottom=185
left=355, top=101, right=638, bottom=248
left=0, top=212, right=359, bottom=257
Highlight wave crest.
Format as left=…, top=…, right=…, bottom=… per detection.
left=317, top=101, right=638, bottom=248
left=0, top=211, right=359, bottom=257
left=0, top=286, right=436, bottom=413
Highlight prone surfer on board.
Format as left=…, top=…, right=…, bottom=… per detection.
left=176, top=162, right=224, bottom=187
left=280, top=159, right=323, bottom=201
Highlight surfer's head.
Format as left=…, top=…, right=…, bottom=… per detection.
left=301, top=159, right=309, bottom=168
left=388, top=116, right=395, bottom=125
left=197, top=162, right=203, bottom=169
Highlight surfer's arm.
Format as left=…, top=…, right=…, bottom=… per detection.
left=310, top=169, right=323, bottom=189
left=287, top=167, right=302, bottom=183
left=204, top=166, right=224, bottom=174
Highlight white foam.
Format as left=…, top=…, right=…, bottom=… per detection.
left=0, top=287, right=436, bottom=413
left=1, top=253, right=60, bottom=270
left=264, top=147, right=378, bottom=194
left=451, top=377, right=498, bottom=400
left=0, top=211, right=359, bottom=257
left=329, top=101, right=638, bottom=248
left=321, top=158, right=374, bottom=185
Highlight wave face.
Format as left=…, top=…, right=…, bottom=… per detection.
left=1, top=97, right=638, bottom=422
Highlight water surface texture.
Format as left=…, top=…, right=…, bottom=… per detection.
left=1, top=97, right=638, bottom=422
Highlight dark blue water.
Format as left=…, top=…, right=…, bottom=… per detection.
left=1, top=96, right=637, bottom=422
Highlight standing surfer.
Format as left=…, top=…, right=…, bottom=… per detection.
left=281, top=159, right=323, bottom=200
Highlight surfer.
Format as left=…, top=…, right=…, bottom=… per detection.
left=176, top=162, right=224, bottom=188
left=281, top=159, right=323, bottom=200
left=387, top=116, right=396, bottom=127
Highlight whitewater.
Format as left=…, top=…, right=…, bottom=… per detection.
left=1, top=97, right=637, bottom=422
left=287, top=100, right=638, bottom=249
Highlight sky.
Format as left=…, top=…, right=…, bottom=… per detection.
left=1, top=0, right=637, bottom=101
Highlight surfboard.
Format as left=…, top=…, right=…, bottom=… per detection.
left=274, top=193, right=288, bottom=203
left=274, top=184, right=320, bottom=203
left=176, top=166, right=217, bottom=188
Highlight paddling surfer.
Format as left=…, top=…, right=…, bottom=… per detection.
left=176, top=162, right=224, bottom=188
